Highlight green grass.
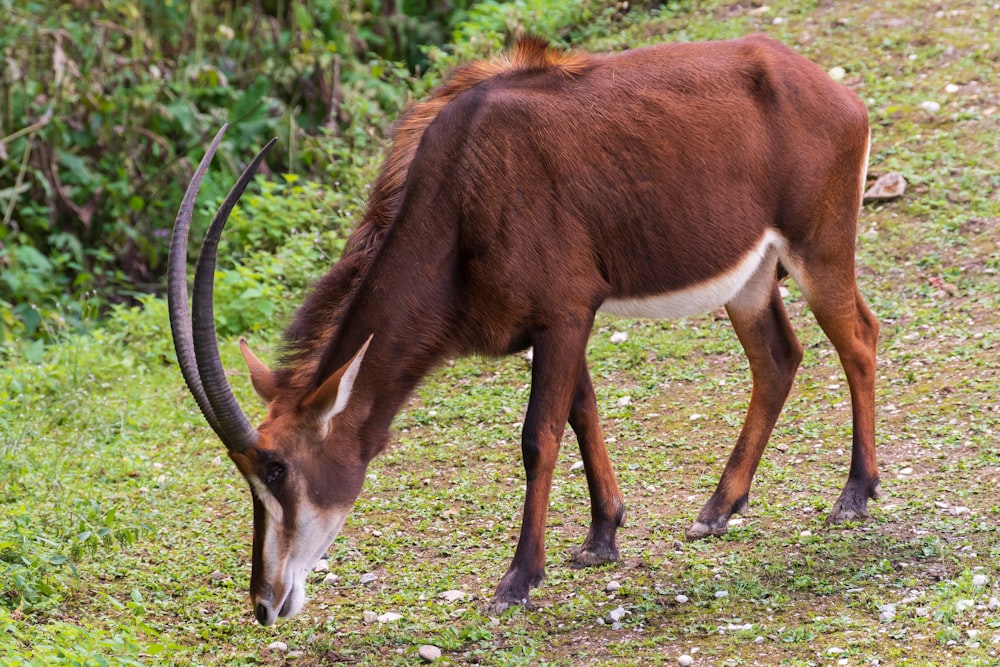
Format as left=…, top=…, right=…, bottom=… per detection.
left=2, top=0, right=999, bottom=664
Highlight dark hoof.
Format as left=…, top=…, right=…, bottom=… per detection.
left=685, top=519, right=729, bottom=541
left=570, top=544, right=620, bottom=568
left=486, top=595, right=532, bottom=616
left=826, top=480, right=882, bottom=525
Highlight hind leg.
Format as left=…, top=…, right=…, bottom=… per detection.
left=808, top=286, right=881, bottom=523
left=568, top=361, right=626, bottom=566
left=688, top=282, right=803, bottom=539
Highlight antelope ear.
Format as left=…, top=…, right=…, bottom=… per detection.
left=301, top=335, right=373, bottom=420
left=239, top=338, right=278, bottom=403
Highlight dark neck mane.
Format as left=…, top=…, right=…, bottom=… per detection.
left=273, top=38, right=590, bottom=392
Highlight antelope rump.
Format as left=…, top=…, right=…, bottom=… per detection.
left=168, top=35, right=879, bottom=625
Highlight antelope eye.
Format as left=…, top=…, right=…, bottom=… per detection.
left=265, top=462, right=285, bottom=486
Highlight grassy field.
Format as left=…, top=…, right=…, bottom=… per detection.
left=2, top=1, right=999, bottom=665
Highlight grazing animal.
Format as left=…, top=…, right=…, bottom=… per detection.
left=168, top=35, right=879, bottom=625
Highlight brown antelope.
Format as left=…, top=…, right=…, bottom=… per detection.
left=168, top=35, right=879, bottom=625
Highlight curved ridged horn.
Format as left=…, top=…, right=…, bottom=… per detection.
left=168, top=124, right=276, bottom=452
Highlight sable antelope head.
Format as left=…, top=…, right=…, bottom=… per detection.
left=167, top=126, right=372, bottom=626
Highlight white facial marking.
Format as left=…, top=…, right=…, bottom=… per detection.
left=250, top=473, right=352, bottom=621
left=249, top=476, right=283, bottom=523
left=600, top=230, right=786, bottom=319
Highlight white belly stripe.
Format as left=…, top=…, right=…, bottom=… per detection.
left=599, top=230, right=784, bottom=319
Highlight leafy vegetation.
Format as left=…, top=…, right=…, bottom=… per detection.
left=1, top=0, right=999, bottom=664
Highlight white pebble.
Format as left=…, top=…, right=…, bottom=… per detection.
left=879, top=610, right=895, bottom=623
left=827, top=647, right=843, bottom=655
left=267, top=641, right=288, bottom=652
left=360, top=572, right=377, bottom=585
left=919, top=100, right=941, bottom=113
left=378, top=612, right=403, bottom=624
left=363, top=611, right=378, bottom=623
left=754, top=636, right=765, bottom=644
left=676, top=594, right=689, bottom=603
left=972, top=574, right=988, bottom=587
left=570, top=460, right=584, bottom=472
left=606, top=580, right=621, bottom=592
left=612, top=621, right=623, bottom=630
left=439, top=589, right=467, bottom=602
left=313, top=559, right=329, bottom=572
left=418, top=645, right=442, bottom=662
left=678, top=655, right=694, bottom=667
left=323, top=573, right=339, bottom=585
left=714, top=590, right=729, bottom=599
left=608, top=606, right=628, bottom=622
left=287, top=651, right=304, bottom=658
left=956, top=599, right=974, bottom=612
left=610, top=331, right=628, bottom=344
left=828, top=66, right=846, bottom=81
left=988, top=597, right=999, bottom=610
left=616, top=396, right=632, bottom=407
left=799, top=530, right=812, bottom=537
left=945, top=83, right=960, bottom=93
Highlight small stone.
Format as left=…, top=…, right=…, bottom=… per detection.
left=827, top=647, right=843, bottom=655
left=915, top=606, right=930, bottom=617
left=972, top=574, right=988, bottom=587
left=287, top=651, right=304, bottom=658
left=612, top=621, right=623, bottom=630
left=828, top=66, right=846, bottom=81
left=799, top=530, right=812, bottom=537
left=606, top=580, right=621, bottom=592
left=323, top=573, right=339, bottom=585
left=678, top=655, right=694, bottom=667
left=439, top=589, right=466, bottom=602
left=945, top=83, right=960, bottom=93
left=596, top=616, right=605, bottom=625
left=267, top=641, right=288, bottom=652
left=314, top=559, right=329, bottom=572
left=714, top=590, right=729, bottom=599
left=616, top=396, right=632, bottom=407
left=754, top=636, right=765, bottom=644
left=899, top=467, right=914, bottom=475
left=988, top=597, right=999, bottom=610
left=363, top=611, right=378, bottom=623
left=776, top=443, right=789, bottom=453
left=378, top=612, right=403, bottom=624
left=570, top=460, right=584, bottom=472
left=919, top=100, right=941, bottom=113
left=879, top=610, right=895, bottom=623
left=418, top=645, right=442, bottom=662
left=608, top=606, right=628, bottom=623
left=956, top=599, right=974, bottom=612
left=610, top=331, right=628, bottom=344
left=210, top=570, right=225, bottom=581
left=951, top=506, right=971, bottom=516
left=360, top=572, right=377, bottom=585
left=863, top=172, right=907, bottom=203
left=675, top=594, right=689, bottom=604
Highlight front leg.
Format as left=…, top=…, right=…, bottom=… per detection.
left=490, top=319, right=593, bottom=613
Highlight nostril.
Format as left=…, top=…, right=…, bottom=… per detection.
left=255, top=602, right=270, bottom=625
